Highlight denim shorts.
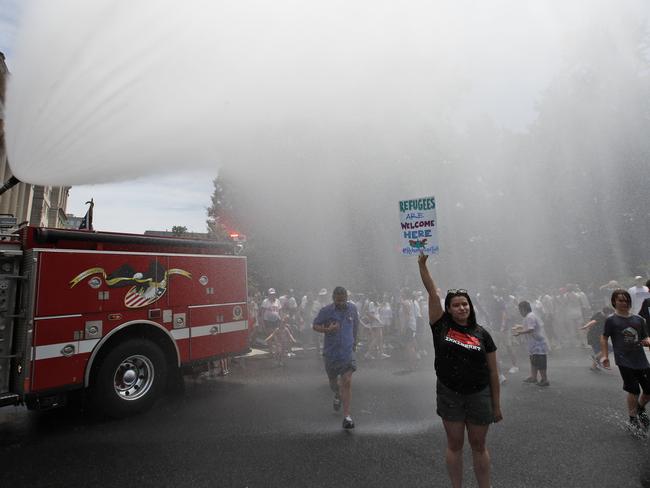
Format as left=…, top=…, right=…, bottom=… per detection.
left=324, top=357, right=357, bottom=380
left=436, top=380, right=494, bottom=425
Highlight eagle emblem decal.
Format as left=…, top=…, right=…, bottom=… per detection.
left=70, top=262, right=192, bottom=308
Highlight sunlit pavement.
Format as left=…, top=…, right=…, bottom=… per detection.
left=1, top=347, right=649, bottom=488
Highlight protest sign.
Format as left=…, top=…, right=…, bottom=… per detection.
left=399, top=196, right=439, bottom=255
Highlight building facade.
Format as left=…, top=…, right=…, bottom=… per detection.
left=64, top=213, right=85, bottom=230
left=0, top=52, right=69, bottom=228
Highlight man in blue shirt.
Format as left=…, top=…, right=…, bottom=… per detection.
left=313, top=286, right=359, bottom=429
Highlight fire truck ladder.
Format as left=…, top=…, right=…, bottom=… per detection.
left=0, top=246, right=22, bottom=407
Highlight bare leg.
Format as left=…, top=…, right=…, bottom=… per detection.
left=340, top=370, right=353, bottom=417
left=467, top=422, right=491, bottom=488
left=628, top=393, right=641, bottom=416
left=367, top=329, right=379, bottom=357
left=640, top=393, right=650, bottom=408
left=539, top=369, right=548, bottom=382
left=591, top=352, right=600, bottom=369
left=504, top=343, right=517, bottom=369
left=329, top=377, right=340, bottom=396
left=220, top=358, right=230, bottom=375
left=277, top=339, right=285, bottom=366
left=407, top=337, right=418, bottom=370
left=442, top=420, right=465, bottom=488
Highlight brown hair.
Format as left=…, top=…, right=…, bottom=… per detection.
left=610, top=289, right=631, bottom=308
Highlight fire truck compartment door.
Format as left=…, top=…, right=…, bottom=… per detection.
left=189, top=304, right=248, bottom=360
left=166, top=255, right=247, bottom=308
left=32, top=315, right=87, bottom=391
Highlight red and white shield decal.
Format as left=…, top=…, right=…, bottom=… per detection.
left=124, top=286, right=166, bottom=309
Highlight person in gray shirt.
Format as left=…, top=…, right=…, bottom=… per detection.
left=601, top=290, right=650, bottom=435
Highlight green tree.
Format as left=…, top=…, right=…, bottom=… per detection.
left=206, top=172, right=263, bottom=291
left=206, top=173, right=234, bottom=240
left=171, top=225, right=187, bottom=236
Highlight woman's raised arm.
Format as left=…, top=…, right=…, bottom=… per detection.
left=418, top=254, right=444, bottom=324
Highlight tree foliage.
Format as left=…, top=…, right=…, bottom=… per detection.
left=206, top=173, right=234, bottom=241
left=206, top=172, right=264, bottom=292
left=171, top=225, right=187, bottom=236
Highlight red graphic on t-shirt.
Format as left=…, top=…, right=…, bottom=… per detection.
left=446, top=329, right=481, bottom=350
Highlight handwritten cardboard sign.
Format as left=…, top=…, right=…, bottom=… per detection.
left=399, top=196, right=439, bottom=255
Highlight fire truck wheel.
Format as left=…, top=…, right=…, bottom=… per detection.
left=91, top=338, right=168, bottom=417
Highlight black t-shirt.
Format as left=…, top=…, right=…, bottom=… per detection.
left=603, top=314, right=649, bottom=369
left=431, top=317, right=497, bottom=394
left=640, top=298, right=650, bottom=326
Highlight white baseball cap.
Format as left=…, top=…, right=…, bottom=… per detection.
left=268, top=288, right=276, bottom=294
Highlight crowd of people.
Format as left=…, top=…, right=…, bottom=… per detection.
left=227, top=273, right=650, bottom=488
left=244, top=276, right=650, bottom=380
left=247, top=286, right=433, bottom=370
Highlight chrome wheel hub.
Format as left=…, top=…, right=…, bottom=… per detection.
left=113, top=355, right=155, bottom=401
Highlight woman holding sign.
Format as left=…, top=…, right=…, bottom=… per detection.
left=418, top=254, right=502, bottom=488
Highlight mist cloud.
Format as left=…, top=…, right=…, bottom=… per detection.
left=4, top=0, right=649, bottom=292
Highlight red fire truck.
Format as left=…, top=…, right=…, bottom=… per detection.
left=0, top=226, right=249, bottom=417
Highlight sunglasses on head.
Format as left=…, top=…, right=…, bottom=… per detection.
left=447, top=289, right=468, bottom=295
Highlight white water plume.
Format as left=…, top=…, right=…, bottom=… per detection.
left=6, top=0, right=458, bottom=184
left=5, top=0, right=587, bottom=185
left=4, top=0, right=650, bottom=289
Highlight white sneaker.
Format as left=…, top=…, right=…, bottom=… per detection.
left=499, top=374, right=507, bottom=384
left=508, top=366, right=519, bottom=374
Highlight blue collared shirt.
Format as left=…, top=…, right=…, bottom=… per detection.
left=313, top=302, right=359, bottom=361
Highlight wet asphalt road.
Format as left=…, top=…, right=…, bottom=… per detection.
left=1, top=346, right=649, bottom=488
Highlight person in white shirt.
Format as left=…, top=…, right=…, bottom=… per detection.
left=302, top=289, right=328, bottom=353
left=628, top=276, right=650, bottom=315
left=563, top=285, right=588, bottom=346
left=513, top=301, right=550, bottom=386
left=399, top=289, right=418, bottom=371
left=364, top=295, right=390, bottom=360
left=261, top=288, right=282, bottom=333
